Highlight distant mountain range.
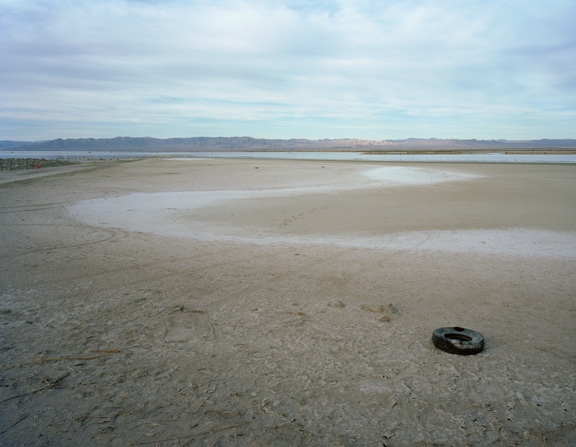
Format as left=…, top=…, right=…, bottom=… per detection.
left=2, top=136, right=576, bottom=152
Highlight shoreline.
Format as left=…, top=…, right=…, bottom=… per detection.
left=2, top=150, right=576, bottom=165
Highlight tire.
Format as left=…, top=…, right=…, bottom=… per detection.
left=432, top=327, right=485, bottom=355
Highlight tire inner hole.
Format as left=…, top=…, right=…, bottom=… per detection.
left=445, top=333, right=473, bottom=341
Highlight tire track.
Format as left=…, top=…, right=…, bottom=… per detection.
left=0, top=223, right=127, bottom=257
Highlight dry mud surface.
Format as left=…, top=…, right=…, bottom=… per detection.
left=1, top=158, right=575, bottom=446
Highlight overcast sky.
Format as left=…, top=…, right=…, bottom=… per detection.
left=1, top=0, right=575, bottom=141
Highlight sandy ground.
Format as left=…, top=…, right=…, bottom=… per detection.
left=1, top=158, right=575, bottom=446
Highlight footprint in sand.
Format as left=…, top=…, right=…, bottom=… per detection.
left=359, top=303, right=400, bottom=322
left=165, top=307, right=215, bottom=343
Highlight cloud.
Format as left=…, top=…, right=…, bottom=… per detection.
left=1, top=0, right=575, bottom=140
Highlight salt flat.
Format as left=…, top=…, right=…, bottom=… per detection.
left=1, top=158, right=575, bottom=446
left=69, top=163, right=574, bottom=257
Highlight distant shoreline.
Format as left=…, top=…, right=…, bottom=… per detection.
left=3, top=148, right=576, bottom=156
left=3, top=148, right=576, bottom=154
left=2, top=150, right=576, bottom=165
left=362, top=149, right=576, bottom=155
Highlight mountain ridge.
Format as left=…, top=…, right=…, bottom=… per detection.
left=3, top=136, right=576, bottom=152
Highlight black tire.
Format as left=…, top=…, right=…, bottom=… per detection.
left=432, top=327, right=485, bottom=355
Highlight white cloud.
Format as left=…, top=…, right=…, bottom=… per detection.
left=1, top=0, right=575, bottom=140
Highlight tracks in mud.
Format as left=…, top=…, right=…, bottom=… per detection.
left=0, top=223, right=127, bottom=258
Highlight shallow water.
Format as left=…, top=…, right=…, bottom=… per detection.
left=3, top=150, right=576, bottom=163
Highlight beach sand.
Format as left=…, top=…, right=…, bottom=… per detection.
left=1, top=158, right=575, bottom=446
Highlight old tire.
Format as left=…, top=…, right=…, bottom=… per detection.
left=432, top=327, right=484, bottom=355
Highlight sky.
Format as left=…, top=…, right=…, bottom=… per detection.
left=1, top=0, right=575, bottom=141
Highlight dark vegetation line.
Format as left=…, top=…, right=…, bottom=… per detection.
left=0, top=158, right=75, bottom=171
